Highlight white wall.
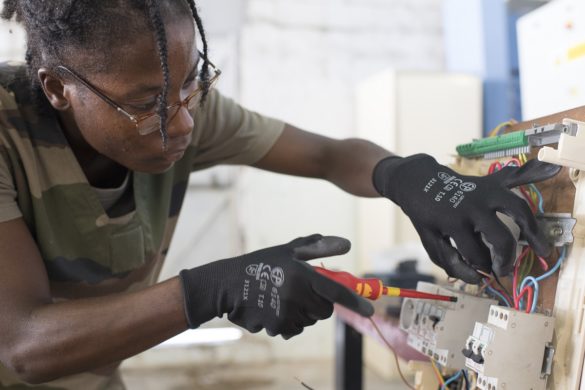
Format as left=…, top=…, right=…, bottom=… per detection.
left=236, top=0, right=446, bottom=361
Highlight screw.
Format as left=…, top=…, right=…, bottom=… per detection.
left=550, top=226, right=563, bottom=237
left=511, top=323, right=516, bottom=328
left=488, top=350, right=493, bottom=356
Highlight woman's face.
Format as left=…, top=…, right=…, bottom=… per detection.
left=57, top=17, right=199, bottom=174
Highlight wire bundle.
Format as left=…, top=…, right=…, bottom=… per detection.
left=486, top=155, right=567, bottom=313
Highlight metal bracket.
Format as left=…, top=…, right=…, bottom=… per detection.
left=519, top=213, right=576, bottom=247
left=541, top=343, right=555, bottom=379
left=526, top=122, right=579, bottom=146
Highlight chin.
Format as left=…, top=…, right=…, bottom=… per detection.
left=128, top=159, right=175, bottom=174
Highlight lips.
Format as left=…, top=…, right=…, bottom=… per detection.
left=164, top=135, right=191, bottom=158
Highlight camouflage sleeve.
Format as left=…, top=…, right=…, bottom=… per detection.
left=0, top=86, right=22, bottom=223
left=0, top=142, right=22, bottom=223
left=189, top=89, right=285, bottom=171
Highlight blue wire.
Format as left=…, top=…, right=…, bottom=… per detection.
left=535, top=246, right=567, bottom=282
left=519, top=276, right=539, bottom=313
left=519, top=246, right=567, bottom=313
left=528, top=183, right=544, bottom=213
left=441, top=370, right=462, bottom=389
left=485, top=285, right=511, bottom=307
left=462, top=370, right=470, bottom=390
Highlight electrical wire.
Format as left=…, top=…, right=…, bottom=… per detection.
left=534, top=246, right=567, bottom=282
left=462, top=370, right=470, bottom=390
left=504, top=158, right=521, bottom=167
left=519, top=153, right=528, bottom=164
left=488, top=120, right=515, bottom=137
left=430, top=358, right=445, bottom=386
left=492, top=273, right=513, bottom=302
left=513, top=247, right=531, bottom=308
left=519, top=275, right=540, bottom=313
left=294, top=377, right=314, bottom=390
left=518, top=246, right=568, bottom=313
left=517, top=250, right=533, bottom=284
left=441, top=370, right=462, bottom=389
left=478, top=271, right=513, bottom=306
left=519, top=186, right=538, bottom=212
left=368, top=317, right=416, bottom=390
left=528, top=184, right=545, bottom=213
left=485, top=285, right=512, bottom=307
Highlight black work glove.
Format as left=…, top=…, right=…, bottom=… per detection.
left=372, top=154, right=561, bottom=283
left=179, top=234, right=374, bottom=339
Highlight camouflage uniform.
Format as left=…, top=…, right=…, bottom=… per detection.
left=0, top=62, right=284, bottom=389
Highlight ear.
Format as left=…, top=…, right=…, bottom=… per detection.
left=37, top=68, right=71, bottom=111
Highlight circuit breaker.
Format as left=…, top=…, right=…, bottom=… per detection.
left=399, top=282, right=497, bottom=370
left=464, top=305, right=554, bottom=390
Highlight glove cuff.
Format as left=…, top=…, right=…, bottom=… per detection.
left=372, top=155, right=403, bottom=197
left=372, top=153, right=435, bottom=199
left=179, top=264, right=226, bottom=329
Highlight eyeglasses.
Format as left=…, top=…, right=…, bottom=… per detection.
left=56, top=51, right=221, bottom=136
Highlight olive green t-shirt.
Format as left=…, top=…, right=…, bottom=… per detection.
left=0, top=62, right=284, bottom=389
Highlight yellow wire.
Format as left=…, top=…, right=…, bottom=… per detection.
left=488, top=120, right=514, bottom=137
left=519, top=153, right=527, bottom=164
left=430, top=358, right=446, bottom=385
left=368, top=318, right=416, bottom=390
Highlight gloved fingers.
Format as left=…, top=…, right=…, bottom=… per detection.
left=450, top=229, right=493, bottom=274
left=281, top=325, right=304, bottom=340
left=476, top=216, right=517, bottom=277
left=291, top=235, right=351, bottom=261
left=491, top=159, right=561, bottom=188
left=303, top=295, right=334, bottom=321
left=495, top=194, right=551, bottom=257
left=267, top=310, right=308, bottom=339
left=311, top=272, right=374, bottom=317
left=267, top=324, right=304, bottom=339
left=415, top=226, right=482, bottom=284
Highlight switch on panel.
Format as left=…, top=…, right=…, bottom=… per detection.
left=399, top=282, right=497, bottom=370
left=465, top=305, right=554, bottom=390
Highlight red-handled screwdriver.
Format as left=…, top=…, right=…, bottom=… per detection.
left=314, top=267, right=457, bottom=302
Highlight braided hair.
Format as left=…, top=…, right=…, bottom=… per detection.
left=0, top=0, right=212, bottom=148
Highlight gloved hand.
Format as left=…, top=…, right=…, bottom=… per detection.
left=179, top=234, right=374, bottom=339
left=372, top=154, right=561, bottom=283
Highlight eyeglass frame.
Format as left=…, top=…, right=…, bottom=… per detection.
left=55, top=51, right=221, bottom=134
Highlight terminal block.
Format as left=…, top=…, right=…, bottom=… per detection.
left=464, top=305, right=554, bottom=390
left=399, top=282, right=497, bottom=370
left=455, top=121, right=579, bottom=159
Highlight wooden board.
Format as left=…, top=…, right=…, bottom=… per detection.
left=454, top=105, right=585, bottom=312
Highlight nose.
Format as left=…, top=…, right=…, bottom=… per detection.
left=167, top=105, right=194, bottom=138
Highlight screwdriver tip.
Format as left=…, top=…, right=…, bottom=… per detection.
left=449, top=297, right=458, bottom=302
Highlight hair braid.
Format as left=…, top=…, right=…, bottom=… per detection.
left=144, top=0, right=170, bottom=149
left=0, top=0, right=18, bottom=20
left=186, top=0, right=211, bottom=105
left=1, top=0, right=209, bottom=147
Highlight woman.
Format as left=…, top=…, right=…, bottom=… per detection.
left=0, top=1, right=559, bottom=388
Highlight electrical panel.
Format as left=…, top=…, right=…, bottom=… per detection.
left=464, top=305, right=554, bottom=390
left=399, top=282, right=497, bottom=370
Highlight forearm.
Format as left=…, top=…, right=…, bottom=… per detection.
left=254, top=124, right=394, bottom=197
left=321, top=137, right=394, bottom=197
left=8, top=277, right=187, bottom=384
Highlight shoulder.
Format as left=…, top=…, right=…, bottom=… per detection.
left=0, top=61, right=30, bottom=103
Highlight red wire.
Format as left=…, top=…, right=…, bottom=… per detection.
left=537, top=256, right=549, bottom=271
left=488, top=162, right=502, bottom=174
left=519, top=186, right=537, bottom=212
left=513, top=247, right=530, bottom=309
left=516, top=285, right=534, bottom=313
left=505, top=158, right=522, bottom=167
